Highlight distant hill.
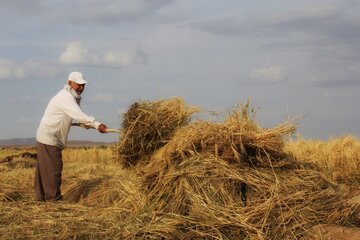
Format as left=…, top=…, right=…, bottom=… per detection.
left=0, top=137, right=116, bottom=147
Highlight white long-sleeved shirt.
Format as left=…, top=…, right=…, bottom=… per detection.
left=36, top=89, right=101, bottom=149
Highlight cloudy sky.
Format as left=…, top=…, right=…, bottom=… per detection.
left=1, top=0, right=359, bottom=143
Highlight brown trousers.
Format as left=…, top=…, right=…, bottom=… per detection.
left=34, top=142, right=63, bottom=201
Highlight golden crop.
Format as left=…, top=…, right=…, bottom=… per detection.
left=1, top=99, right=359, bottom=239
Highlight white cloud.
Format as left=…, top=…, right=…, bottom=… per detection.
left=249, top=66, right=290, bottom=84
left=0, top=58, right=14, bottom=79
left=0, top=57, right=57, bottom=80
left=88, top=93, right=115, bottom=103
left=59, top=42, right=89, bottom=65
left=59, top=41, right=148, bottom=68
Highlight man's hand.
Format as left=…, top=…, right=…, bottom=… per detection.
left=98, top=124, right=108, bottom=133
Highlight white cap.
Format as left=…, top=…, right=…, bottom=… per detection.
left=68, top=72, right=88, bottom=84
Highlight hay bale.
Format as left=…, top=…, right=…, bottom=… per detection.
left=117, top=97, right=199, bottom=168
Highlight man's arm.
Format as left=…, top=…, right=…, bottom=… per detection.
left=60, top=93, right=107, bottom=132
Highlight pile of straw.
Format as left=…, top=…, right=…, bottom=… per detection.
left=126, top=102, right=359, bottom=239
left=142, top=103, right=296, bottom=191
left=124, top=156, right=357, bottom=239
left=151, top=105, right=295, bottom=167
left=117, top=97, right=198, bottom=167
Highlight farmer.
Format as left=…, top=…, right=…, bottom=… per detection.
left=35, top=71, right=107, bottom=201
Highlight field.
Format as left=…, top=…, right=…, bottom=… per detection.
left=1, top=99, right=360, bottom=239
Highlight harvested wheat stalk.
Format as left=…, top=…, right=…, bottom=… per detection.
left=117, top=97, right=199, bottom=167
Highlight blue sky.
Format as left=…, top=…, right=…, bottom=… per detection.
left=0, top=0, right=359, bottom=142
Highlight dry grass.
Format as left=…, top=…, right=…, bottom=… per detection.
left=285, top=135, right=360, bottom=185
left=134, top=103, right=357, bottom=239
left=1, top=99, right=360, bottom=239
left=117, top=97, right=199, bottom=167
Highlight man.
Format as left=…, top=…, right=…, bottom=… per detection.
left=35, top=71, right=107, bottom=201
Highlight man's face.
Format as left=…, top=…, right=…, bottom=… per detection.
left=68, top=81, right=85, bottom=95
